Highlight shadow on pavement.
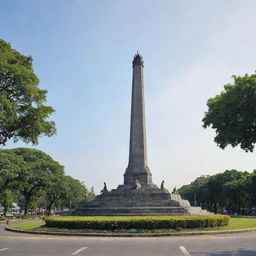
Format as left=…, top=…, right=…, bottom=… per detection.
left=192, top=248, right=256, bottom=256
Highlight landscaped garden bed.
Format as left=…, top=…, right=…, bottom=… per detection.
left=44, top=215, right=229, bottom=230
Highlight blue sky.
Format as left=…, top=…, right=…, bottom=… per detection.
left=1, top=0, right=256, bottom=193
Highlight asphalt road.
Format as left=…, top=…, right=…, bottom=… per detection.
left=1, top=224, right=256, bottom=256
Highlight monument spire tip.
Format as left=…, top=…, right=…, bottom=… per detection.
left=133, top=51, right=144, bottom=67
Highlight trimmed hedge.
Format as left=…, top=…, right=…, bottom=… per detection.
left=45, top=215, right=230, bottom=230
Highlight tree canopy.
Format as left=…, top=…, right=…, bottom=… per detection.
left=0, top=39, right=56, bottom=145
left=0, top=148, right=94, bottom=215
left=202, top=74, right=256, bottom=152
left=9, top=148, right=64, bottom=214
left=0, top=150, right=28, bottom=193
left=178, top=169, right=256, bottom=214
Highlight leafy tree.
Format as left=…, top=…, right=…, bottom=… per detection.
left=0, top=147, right=93, bottom=215
left=179, top=170, right=250, bottom=213
left=0, top=150, right=28, bottom=215
left=207, top=170, right=245, bottom=212
left=87, top=186, right=96, bottom=202
left=1, top=190, right=14, bottom=215
left=10, top=148, right=63, bottom=214
left=245, top=170, right=256, bottom=208
left=179, top=176, right=210, bottom=209
left=61, top=176, right=89, bottom=210
left=0, top=150, right=28, bottom=193
left=44, top=173, right=66, bottom=215
left=224, top=178, right=250, bottom=214
left=177, top=183, right=196, bottom=205
left=0, top=39, right=56, bottom=145
left=203, top=74, right=256, bottom=152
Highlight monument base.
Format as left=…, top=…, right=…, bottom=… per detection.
left=72, top=185, right=211, bottom=216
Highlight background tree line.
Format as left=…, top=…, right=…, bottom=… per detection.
left=0, top=148, right=95, bottom=215
left=178, top=169, right=256, bottom=214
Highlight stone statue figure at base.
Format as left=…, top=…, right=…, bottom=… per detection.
left=101, top=182, right=108, bottom=193
left=172, top=186, right=178, bottom=194
left=160, top=180, right=165, bottom=189
left=133, top=179, right=141, bottom=190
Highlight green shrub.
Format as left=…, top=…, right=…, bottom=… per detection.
left=0, top=216, right=6, bottom=221
left=45, top=215, right=230, bottom=230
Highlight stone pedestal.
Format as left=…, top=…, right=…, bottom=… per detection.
left=72, top=185, right=211, bottom=216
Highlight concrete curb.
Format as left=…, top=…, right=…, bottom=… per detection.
left=5, top=226, right=256, bottom=237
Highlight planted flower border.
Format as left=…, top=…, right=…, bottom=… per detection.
left=45, top=215, right=229, bottom=230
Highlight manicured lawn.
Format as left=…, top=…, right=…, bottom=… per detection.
left=208, top=217, right=256, bottom=231
left=9, top=217, right=256, bottom=234
left=12, top=220, right=45, bottom=230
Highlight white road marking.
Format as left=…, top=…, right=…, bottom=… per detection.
left=0, top=248, right=8, bottom=252
left=179, top=246, right=191, bottom=256
left=72, top=247, right=87, bottom=255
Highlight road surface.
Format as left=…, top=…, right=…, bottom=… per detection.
left=0, top=224, right=256, bottom=255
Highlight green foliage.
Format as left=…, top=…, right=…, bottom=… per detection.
left=44, top=175, right=92, bottom=214
left=45, top=215, right=229, bottom=230
left=1, top=190, right=14, bottom=215
left=0, top=150, right=28, bottom=193
left=44, top=174, right=66, bottom=214
left=203, top=74, right=256, bottom=152
left=12, top=220, right=44, bottom=230
left=86, top=186, right=96, bottom=202
left=61, top=176, right=93, bottom=210
left=0, top=216, right=6, bottom=221
left=8, top=148, right=64, bottom=214
left=0, top=147, right=91, bottom=215
left=0, top=39, right=56, bottom=145
left=179, top=169, right=255, bottom=214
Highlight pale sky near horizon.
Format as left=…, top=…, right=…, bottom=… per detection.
left=1, top=0, right=256, bottom=193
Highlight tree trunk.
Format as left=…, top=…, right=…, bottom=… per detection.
left=213, top=201, right=218, bottom=213
left=24, top=196, right=31, bottom=215
left=238, top=198, right=241, bottom=214
left=47, top=200, right=55, bottom=216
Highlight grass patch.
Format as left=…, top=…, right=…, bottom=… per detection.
left=12, top=220, right=45, bottom=230
left=11, top=217, right=256, bottom=234
left=205, top=217, right=256, bottom=231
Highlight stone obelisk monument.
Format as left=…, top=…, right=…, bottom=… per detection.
left=124, top=53, right=152, bottom=186
left=72, top=53, right=211, bottom=216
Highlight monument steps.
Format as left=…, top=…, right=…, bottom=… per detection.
left=72, top=188, right=212, bottom=216
left=72, top=206, right=208, bottom=216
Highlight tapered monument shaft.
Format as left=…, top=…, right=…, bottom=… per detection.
left=124, top=53, right=152, bottom=186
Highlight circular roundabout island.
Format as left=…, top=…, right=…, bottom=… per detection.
left=10, top=214, right=256, bottom=237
